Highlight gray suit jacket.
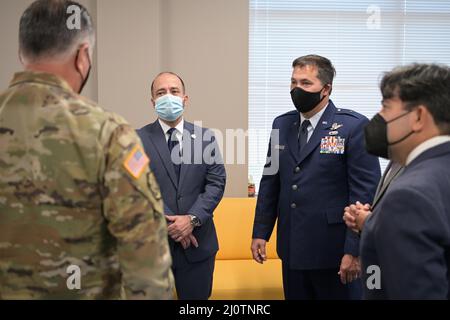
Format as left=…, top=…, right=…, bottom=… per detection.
left=137, top=120, right=226, bottom=263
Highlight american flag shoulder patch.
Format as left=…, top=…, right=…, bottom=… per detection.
left=123, top=145, right=150, bottom=179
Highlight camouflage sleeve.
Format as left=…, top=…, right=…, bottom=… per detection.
left=99, top=119, right=174, bottom=300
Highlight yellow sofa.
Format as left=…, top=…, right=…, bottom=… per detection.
left=210, top=198, right=284, bottom=300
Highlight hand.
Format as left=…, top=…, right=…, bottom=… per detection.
left=343, top=205, right=358, bottom=232
left=166, top=215, right=194, bottom=242
left=343, top=201, right=371, bottom=232
left=180, top=233, right=199, bottom=250
left=251, top=238, right=267, bottom=264
left=338, top=254, right=361, bottom=284
left=354, top=202, right=371, bottom=231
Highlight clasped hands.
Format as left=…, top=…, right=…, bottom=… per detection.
left=166, top=215, right=198, bottom=250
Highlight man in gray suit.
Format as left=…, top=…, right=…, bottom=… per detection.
left=137, top=72, right=226, bottom=300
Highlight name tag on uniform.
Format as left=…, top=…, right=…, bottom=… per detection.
left=274, top=145, right=285, bottom=150
left=320, top=136, right=345, bottom=154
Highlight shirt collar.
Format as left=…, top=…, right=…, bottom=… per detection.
left=300, top=102, right=329, bottom=130
left=406, top=135, right=450, bottom=166
left=9, top=71, right=74, bottom=93
left=158, top=118, right=184, bottom=135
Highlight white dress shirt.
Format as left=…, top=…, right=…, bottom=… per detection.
left=406, top=135, right=450, bottom=166
left=158, top=118, right=184, bottom=151
left=299, top=103, right=329, bottom=142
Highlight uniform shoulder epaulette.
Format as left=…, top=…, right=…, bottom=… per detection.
left=274, top=110, right=298, bottom=121
left=335, top=108, right=365, bottom=120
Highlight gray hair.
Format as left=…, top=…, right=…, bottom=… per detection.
left=19, top=0, right=95, bottom=62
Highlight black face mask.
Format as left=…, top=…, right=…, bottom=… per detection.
left=75, top=48, right=92, bottom=94
left=364, top=111, right=415, bottom=159
left=291, top=86, right=326, bottom=113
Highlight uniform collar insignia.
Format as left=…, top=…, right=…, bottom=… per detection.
left=331, top=123, right=343, bottom=131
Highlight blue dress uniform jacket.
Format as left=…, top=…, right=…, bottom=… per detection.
left=361, top=142, right=450, bottom=299
left=253, top=101, right=381, bottom=270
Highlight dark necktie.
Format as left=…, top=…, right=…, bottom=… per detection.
left=167, top=128, right=181, bottom=182
left=299, top=120, right=311, bottom=153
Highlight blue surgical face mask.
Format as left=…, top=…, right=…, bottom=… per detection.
left=155, top=94, right=184, bottom=122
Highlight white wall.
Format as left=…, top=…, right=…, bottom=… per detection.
left=0, top=0, right=249, bottom=197
left=0, top=0, right=98, bottom=101
left=96, top=0, right=161, bottom=127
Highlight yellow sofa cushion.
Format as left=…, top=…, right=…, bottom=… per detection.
left=214, top=198, right=278, bottom=260
left=211, top=198, right=283, bottom=300
left=211, top=259, right=284, bottom=300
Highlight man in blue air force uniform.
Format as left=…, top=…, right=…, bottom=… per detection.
left=251, top=55, right=381, bottom=300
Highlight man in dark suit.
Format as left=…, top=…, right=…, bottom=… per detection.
left=137, top=72, right=226, bottom=300
left=361, top=63, right=450, bottom=299
left=251, top=55, right=381, bottom=300
left=343, top=162, right=403, bottom=233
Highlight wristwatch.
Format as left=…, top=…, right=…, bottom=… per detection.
left=189, top=215, right=201, bottom=227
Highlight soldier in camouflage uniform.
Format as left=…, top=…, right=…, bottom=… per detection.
left=0, top=0, right=174, bottom=299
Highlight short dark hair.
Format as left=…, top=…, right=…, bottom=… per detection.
left=381, top=63, right=450, bottom=134
left=292, top=55, right=336, bottom=86
left=19, top=0, right=94, bottom=60
left=151, top=72, right=186, bottom=97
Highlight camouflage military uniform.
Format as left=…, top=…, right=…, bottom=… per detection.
left=0, top=71, right=174, bottom=300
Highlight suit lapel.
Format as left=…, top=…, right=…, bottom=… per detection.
left=372, top=163, right=403, bottom=208
left=287, top=117, right=301, bottom=164
left=298, top=103, right=337, bottom=164
left=372, top=162, right=392, bottom=207
left=178, top=122, right=195, bottom=190
left=372, top=142, right=450, bottom=209
left=145, top=121, right=179, bottom=189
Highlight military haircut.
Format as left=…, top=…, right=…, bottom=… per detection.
left=292, top=54, right=336, bottom=86
left=381, top=63, right=450, bottom=135
left=19, top=0, right=94, bottom=61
